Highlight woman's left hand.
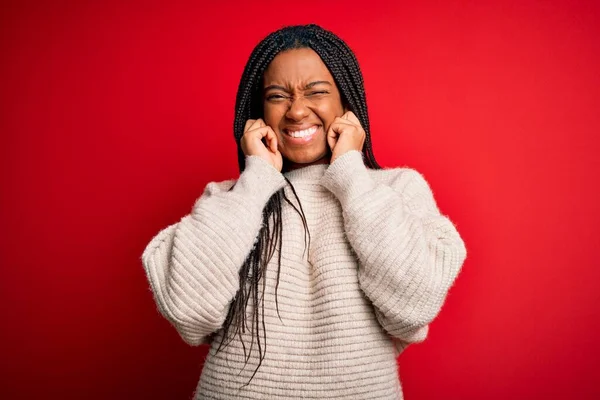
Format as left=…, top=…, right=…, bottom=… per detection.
left=327, top=111, right=366, bottom=164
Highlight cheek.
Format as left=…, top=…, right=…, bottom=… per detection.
left=263, top=104, right=284, bottom=127
left=315, top=102, right=343, bottom=130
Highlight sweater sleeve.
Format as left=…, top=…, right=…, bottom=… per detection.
left=320, top=150, right=467, bottom=346
left=141, top=156, right=286, bottom=346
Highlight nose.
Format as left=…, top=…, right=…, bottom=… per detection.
left=285, top=96, right=310, bottom=121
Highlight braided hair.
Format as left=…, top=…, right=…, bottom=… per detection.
left=218, top=24, right=381, bottom=385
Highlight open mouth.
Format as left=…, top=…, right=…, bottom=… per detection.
left=283, top=125, right=319, bottom=143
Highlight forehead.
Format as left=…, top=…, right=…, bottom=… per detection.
left=263, top=48, right=333, bottom=86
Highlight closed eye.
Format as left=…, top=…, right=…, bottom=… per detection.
left=266, top=91, right=329, bottom=102
left=266, top=94, right=290, bottom=101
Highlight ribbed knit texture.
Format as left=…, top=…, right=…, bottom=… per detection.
left=142, top=150, right=467, bottom=399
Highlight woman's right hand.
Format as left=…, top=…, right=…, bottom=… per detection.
left=241, top=119, right=283, bottom=172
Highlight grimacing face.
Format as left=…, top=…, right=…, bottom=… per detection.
left=262, top=48, right=346, bottom=169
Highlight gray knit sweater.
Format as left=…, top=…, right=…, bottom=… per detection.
left=142, top=150, right=467, bottom=399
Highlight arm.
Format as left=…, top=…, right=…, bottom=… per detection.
left=141, top=156, right=286, bottom=345
left=320, top=151, right=467, bottom=347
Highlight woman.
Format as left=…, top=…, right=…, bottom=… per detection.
left=142, top=24, right=467, bottom=399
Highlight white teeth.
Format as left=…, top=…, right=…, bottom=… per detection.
left=289, top=126, right=317, bottom=138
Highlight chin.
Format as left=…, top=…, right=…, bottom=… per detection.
left=284, top=150, right=329, bottom=165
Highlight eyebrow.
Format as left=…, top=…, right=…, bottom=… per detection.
left=264, top=81, right=332, bottom=92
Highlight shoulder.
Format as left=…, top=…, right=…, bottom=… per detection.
left=202, top=178, right=237, bottom=196
left=367, top=165, right=430, bottom=194
left=367, top=166, right=440, bottom=215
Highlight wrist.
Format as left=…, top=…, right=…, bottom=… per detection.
left=320, top=150, right=375, bottom=207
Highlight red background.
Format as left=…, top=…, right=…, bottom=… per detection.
left=1, top=0, right=599, bottom=399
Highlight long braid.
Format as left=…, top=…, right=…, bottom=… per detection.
left=219, top=24, right=382, bottom=385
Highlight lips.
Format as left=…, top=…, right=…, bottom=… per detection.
left=283, top=125, right=320, bottom=144
left=285, top=126, right=318, bottom=138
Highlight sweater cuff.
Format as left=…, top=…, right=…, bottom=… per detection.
left=231, top=155, right=286, bottom=204
left=320, top=150, right=377, bottom=207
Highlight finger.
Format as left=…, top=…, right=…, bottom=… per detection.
left=264, top=127, right=278, bottom=153
left=246, top=126, right=275, bottom=142
left=330, top=120, right=353, bottom=135
left=344, top=111, right=362, bottom=127
left=327, top=135, right=337, bottom=151
left=244, top=119, right=256, bottom=133
left=333, top=116, right=356, bottom=128
left=246, top=118, right=266, bottom=134
left=333, top=115, right=364, bottom=138
left=327, top=125, right=338, bottom=150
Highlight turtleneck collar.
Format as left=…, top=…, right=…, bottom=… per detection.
left=282, top=163, right=329, bottom=182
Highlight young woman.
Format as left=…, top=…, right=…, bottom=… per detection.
left=142, top=24, right=467, bottom=399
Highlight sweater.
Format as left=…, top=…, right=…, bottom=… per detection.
left=141, top=150, right=467, bottom=399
